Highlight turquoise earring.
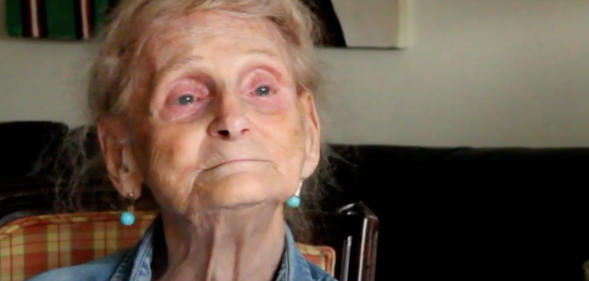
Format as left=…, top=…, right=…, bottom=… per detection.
left=286, top=181, right=302, bottom=208
left=120, top=192, right=136, bottom=226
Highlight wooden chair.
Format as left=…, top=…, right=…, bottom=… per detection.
left=0, top=177, right=378, bottom=281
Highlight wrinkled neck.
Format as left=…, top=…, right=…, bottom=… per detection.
left=152, top=203, right=286, bottom=281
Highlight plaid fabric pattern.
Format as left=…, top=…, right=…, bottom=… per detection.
left=296, top=243, right=336, bottom=276
left=0, top=212, right=154, bottom=281
left=0, top=212, right=336, bottom=281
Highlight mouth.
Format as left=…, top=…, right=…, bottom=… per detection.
left=203, top=159, right=269, bottom=171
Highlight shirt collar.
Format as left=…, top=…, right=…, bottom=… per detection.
left=109, top=216, right=314, bottom=281
left=276, top=224, right=315, bottom=281
left=109, top=219, right=155, bottom=281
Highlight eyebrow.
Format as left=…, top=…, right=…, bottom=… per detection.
left=246, top=48, right=280, bottom=58
left=156, top=54, right=202, bottom=75
left=168, top=48, right=278, bottom=69
left=156, top=47, right=282, bottom=85
left=171, top=55, right=203, bottom=71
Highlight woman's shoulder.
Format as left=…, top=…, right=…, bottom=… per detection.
left=26, top=250, right=128, bottom=281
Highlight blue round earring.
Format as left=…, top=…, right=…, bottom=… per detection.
left=286, top=181, right=302, bottom=208
left=120, top=192, right=136, bottom=226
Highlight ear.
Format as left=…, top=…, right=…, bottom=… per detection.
left=97, top=117, right=143, bottom=199
left=299, top=91, right=321, bottom=179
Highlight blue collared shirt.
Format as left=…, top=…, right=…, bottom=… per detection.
left=27, top=218, right=337, bottom=281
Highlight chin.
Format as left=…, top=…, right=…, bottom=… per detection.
left=192, top=171, right=285, bottom=212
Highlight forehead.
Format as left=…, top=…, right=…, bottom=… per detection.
left=144, top=11, right=290, bottom=71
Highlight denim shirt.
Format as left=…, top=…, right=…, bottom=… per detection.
left=27, top=218, right=337, bottom=281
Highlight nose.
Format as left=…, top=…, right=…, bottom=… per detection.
left=207, top=94, right=250, bottom=140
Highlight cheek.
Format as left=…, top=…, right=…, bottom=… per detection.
left=256, top=111, right=307, bottom=169
left=143, top=125, right=206, bottom=190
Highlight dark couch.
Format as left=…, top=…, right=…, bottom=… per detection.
left=3, top=121, right=589, bottom=281
left=328, top=145, right=589, bottom=281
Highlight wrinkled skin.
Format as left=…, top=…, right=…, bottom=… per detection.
left=97, top=11, right=320, bottom=281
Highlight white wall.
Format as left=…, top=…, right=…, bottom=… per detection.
left=1, top=0, right=589, bottom=147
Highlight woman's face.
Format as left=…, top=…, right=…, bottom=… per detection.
left=99, top=11, right=320, bottom=217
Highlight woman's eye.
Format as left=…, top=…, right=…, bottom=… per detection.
left=254, top=85, right=271, bottom=96
left=177, top=94, right=195, bottom=105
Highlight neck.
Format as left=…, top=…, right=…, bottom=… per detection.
left=154, top=202, right=286, bottom=281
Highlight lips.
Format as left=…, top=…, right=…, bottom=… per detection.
left=203, top=159, right=269, bottom=171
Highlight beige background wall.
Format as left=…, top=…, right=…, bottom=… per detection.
left=1, top=0, right=588, bottom=147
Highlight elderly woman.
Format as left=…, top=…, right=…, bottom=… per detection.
left=29, top=0, right=335, bottom=281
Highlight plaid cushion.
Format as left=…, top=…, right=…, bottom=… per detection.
left=0, top=212, right=336, bottom=281
left=296, top=243, right=336, bottom=276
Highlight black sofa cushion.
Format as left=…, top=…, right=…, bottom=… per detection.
left=327, top=145, right=589, bottom=281
left=0, top=121, right=69, bottom=179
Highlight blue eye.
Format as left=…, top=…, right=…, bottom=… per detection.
left=254, top=86, right=271, bottom=96
left=177, top=94, right=195, bottom=105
